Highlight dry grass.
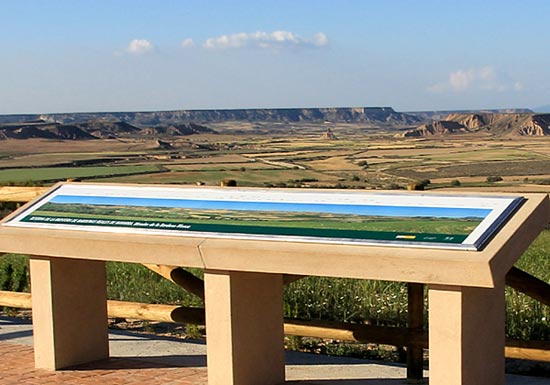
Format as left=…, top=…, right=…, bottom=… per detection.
left=97, top=168, right=338, bottom=186
left=438, top=185, right=550, bottom=193
left=242, top=151, right=314, bottom=158
left=305, top=156, right=363, bottom=171
left=173, top=154, right=250, bottom=164
left=0, top=132, right=548, bottom=193
left=424, top=148, right=542, bottom=162
left=0, top=138, right=157, bottom=156
left=166, top=162, right=279, bottom=171
left=388, top=159, right=550, bottom=180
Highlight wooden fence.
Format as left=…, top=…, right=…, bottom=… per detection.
left=0, top=186, right=549, bottom=380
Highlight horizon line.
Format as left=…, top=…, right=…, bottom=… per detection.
left=0, top=105, right=538, bottom=117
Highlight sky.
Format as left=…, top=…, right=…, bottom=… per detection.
left=1, top=0, right=549, bottom=114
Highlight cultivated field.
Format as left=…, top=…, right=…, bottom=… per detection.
left=0, top=126, right=547, bottom=192
left=0, top=124, right=549, bottom=363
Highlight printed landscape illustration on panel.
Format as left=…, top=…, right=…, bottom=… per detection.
left=22, top=195, right=491, bottom=245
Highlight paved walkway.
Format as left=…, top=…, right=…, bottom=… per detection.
left=1, top=316, right=548, bottom=385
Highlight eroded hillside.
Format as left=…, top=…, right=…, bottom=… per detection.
left=399, top=113, right=550, bottom=137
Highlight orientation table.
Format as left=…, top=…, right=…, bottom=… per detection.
left=0, top=182, right=548, bottom=385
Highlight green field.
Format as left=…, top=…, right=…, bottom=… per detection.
left=0, top=133, right=549, bottom=192
left=0, top=165, right=164, bottom=184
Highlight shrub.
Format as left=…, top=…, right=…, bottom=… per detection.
left=0, top=202, right=18, bottom=218
left=0, top=254, right=29, bottom=293
left=451, top=179, right=461, bottom=187
left=220, top=179, right=237, bottom=187
left=486, top=176, right=503, bottom=183
left=407, top=182, right=424, bottom=191
left=289, top=178, right=319, bottom=184
left=335, top=183, right=349, bottom=189
left=387, top=183, right=403, bottom=190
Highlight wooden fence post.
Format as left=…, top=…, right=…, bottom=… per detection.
left=407, top=283, right=425, bottom=383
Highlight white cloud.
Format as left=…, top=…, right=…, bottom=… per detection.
left=203, top=30, right=329, bottom=50
left=181, top=38, right=194, bottom=48
left=513, top=81, right=524, bottom=91
left=125, top=39, right=154, bottom=55
left=478, top=66, right=496, bottom=82
left=429, top=66, right=522, bottom=93
left=311, top=32, right=329, bottom=47
left=448, top=69, right=475, bottom=91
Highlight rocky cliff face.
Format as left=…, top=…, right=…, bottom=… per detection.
left=444, top=113, right=491, bottom=129
left=0, top=120, right=214, bottom=140
left=400, top=120, right=469, bottom=137
left=407, top=108, right=533, bottom=121
left=141, top=123, right=216, bottom=137
left=518, top=114, right=550, bottom=135
left=0, top=107, right=421, bottom=126
left=399, top=113, right=550, bottom=137
left=0, top=121, right=95, bottom=140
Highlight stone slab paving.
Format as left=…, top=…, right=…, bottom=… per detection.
left=0, top=342, right=208, bottom=385
left=1, top=316, right=548, bottom=385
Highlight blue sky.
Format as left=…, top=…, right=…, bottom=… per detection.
left=48, top=195, right=491, bottom=219
left=1, top=0, right=548, bottom=114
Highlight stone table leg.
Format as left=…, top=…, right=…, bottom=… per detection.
left=204, top=270, right=285, bottom=385
left=29, top=257, right=109, bottom=370
left=428, top=282, right=505, bottom=385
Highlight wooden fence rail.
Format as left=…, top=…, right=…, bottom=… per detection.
left=1, top=290, right=549, bottom=362
left=1, top=186, right=549, bottom=374
left=506, top=266, right=550, bottom=307
left=142, top=264, right=205, bottom=301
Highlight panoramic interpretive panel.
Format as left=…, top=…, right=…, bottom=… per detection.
left=4, top=183, right=524, bottom=250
